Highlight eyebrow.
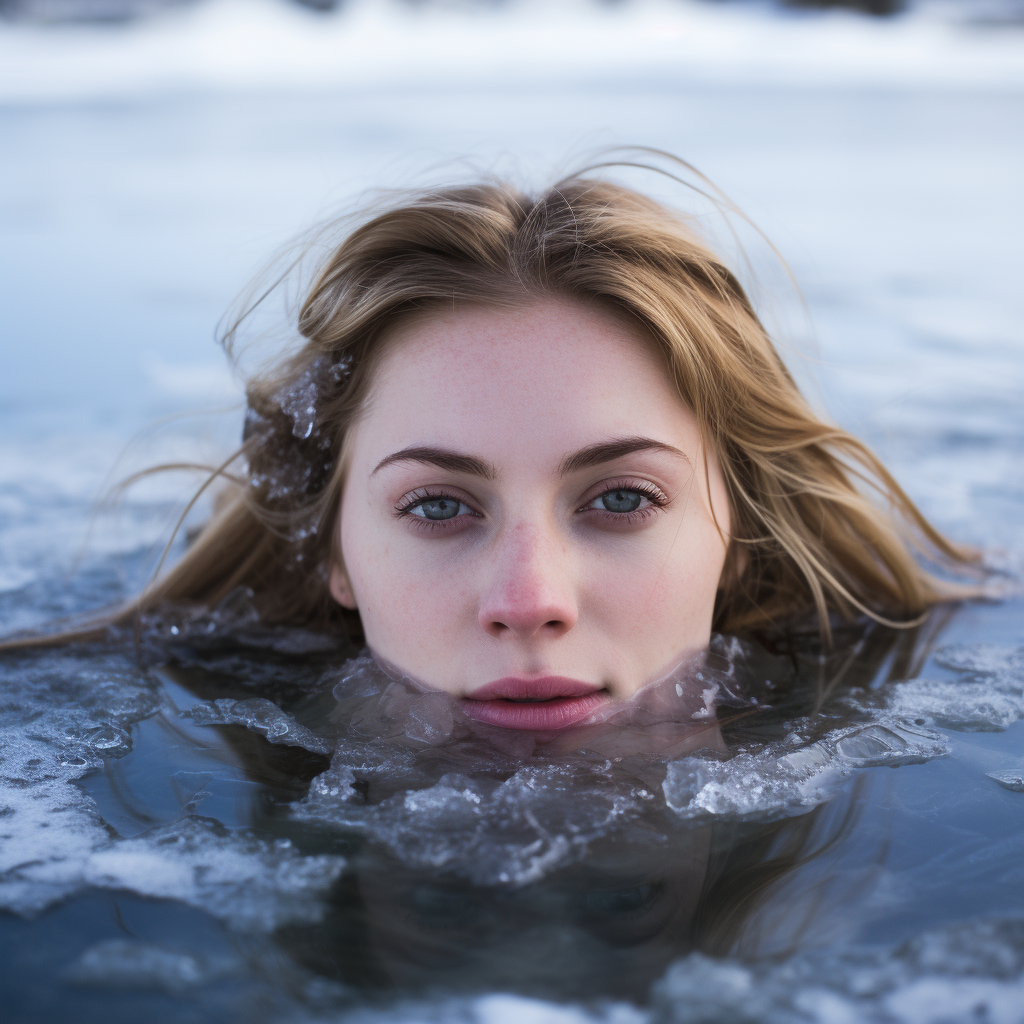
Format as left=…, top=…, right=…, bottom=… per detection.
left=372, top=436, right=689, bottom=479
left=372, top=446, right=496, bottom=479
left=558, top=436, right=692, bottom=475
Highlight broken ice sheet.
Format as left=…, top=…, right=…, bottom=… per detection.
left=0, top=649, right=163, bottom=915
left=649, top=917, right=1024, bottom=1024
left=81, top=816, right=345, bottom=932
left=183, top=697, right=332, bottom=754
left=878, top=677, right=1024, bottom=732
left=294, top=644, right=968, bottom=878
left=293, top=762, right=668, bottom=887
left=987, top=768, right=1024, bottom=793
left=868, top=643, right=1024, bottom=732
left=663, top=718, right=949, bottom=821
left=0, top=648, right=345, bottom=926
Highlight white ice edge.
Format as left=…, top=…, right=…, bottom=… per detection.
left=3, top=0, right=1024, bottom=106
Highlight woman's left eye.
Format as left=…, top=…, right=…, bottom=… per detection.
left=408, top=497, right=472, bottom=521
left=588, top=488, right=650, bottom=514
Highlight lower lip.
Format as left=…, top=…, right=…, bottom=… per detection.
left=460, top=686, right=609, bottom=731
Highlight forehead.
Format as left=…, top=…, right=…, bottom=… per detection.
left=356, top=297, right=697, bottom=457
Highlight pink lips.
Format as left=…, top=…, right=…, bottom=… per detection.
left=460, top=676, right=609, bottom=731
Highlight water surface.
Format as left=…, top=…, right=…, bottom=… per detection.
left=2, top=34, right=1024, bottom=1024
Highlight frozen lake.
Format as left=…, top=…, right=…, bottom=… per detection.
left=1, top=2, right=1024, bottom=1022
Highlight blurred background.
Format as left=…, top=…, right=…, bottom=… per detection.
left=1, top=0, right=1023, bottom=629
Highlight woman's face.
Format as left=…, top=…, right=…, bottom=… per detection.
left=331, top=297, right=731, bottom=725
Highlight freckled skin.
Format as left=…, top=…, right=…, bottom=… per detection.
left=330, top=297, right=731, bottom=702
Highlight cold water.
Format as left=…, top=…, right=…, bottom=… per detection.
left=2, top=5, right=1024, bottom=1023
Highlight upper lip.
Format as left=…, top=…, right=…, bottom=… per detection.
left=465, top=676, right=604, bottom=702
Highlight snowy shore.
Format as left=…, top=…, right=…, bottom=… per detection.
left=2, top=0, right=1024, bottom=105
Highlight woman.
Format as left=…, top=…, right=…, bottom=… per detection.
left=117, top=167, right=974, bottom=730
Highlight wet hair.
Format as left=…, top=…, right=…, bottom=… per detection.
left=8, top=159, right=979, bottom=648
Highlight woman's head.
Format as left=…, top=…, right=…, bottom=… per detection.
left=149, top=170, right=973, bottom=695
left=331, top=296, right=730, bottom=703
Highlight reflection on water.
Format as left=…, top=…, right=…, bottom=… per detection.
left=6, top=597, right=1024, bottom=1022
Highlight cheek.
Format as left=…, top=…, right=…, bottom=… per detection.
left=585, top=519, right=726, bottom=638
left=338, top=500, right=472, bottom=646
left=337, top=493, right=386, bottom=616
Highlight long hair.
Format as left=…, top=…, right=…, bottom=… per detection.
left=10, top=168, right=979, bottom=647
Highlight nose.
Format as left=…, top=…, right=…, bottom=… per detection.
left=478, top=523, right=578, bottom=640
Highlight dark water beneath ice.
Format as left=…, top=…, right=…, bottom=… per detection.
left=2, top=58, right=1024, bottom=1024
left=2, top=594, right=1024, bottom=1024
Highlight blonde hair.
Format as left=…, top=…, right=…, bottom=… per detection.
left=22, top=168, right=979, bottom=647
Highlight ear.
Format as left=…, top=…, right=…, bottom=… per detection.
left=328, top=562, right=358, bottom=610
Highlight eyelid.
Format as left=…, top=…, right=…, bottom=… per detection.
left=394, top=485, right=482, bottom=517
left=575, top=477, right=670, bottom=512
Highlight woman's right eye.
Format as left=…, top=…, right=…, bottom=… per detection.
left=408, top=497, right=472, bottom=521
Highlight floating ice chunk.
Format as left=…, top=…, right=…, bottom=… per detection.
left=82, top=817, right=345, bottom=932
left=331, top=652, right=390, bottom=701
left=470, top=994, right=646, bottom=1024
left=664, top=720, right=948, bottom=820
left=663, top=746, right=840, bottom=819
left=933, top=644, right=1024, bottom=676
left=63, top=938, right=238, bottom=993
left=184, top=697, right=332, bottom=754
left=650, top=918, right=1024, bottom=1024
left=295, top=760, right=655, bottom=886
left=3, top=807, right=345, bottom=928
left=0, top=650, right=346, bottom=926
left=0, top=651, right=163, bottom=915
left=327, top=652, right=461, bottom=747
left=833, top=722, right=948, bottom=768
left=0, top=767, right=112, bottom=916
left=854, top=642, right=1024, bottom=735
left=881, top=678, right=1024, bottom=732
left=366, top=683, right=458, bottom=746
left=883, top=976, right=1024, bottom=1024
left=987, top=769, right=1024, bottom=793
left=305, top=765, right=360, bottom=804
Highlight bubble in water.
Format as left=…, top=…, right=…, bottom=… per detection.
left=83, top=724, right=132, bottom=757
left=834, top=725, right=907, bottom=762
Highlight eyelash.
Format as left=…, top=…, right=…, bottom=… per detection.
left=394, top=480, right=669, bottom=532
left=578, top=480, right=669, bottom=525
left=393, top=488, right=480, bottom=532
